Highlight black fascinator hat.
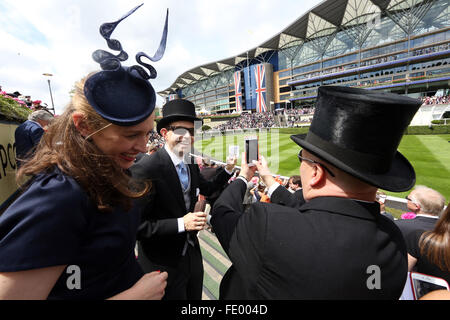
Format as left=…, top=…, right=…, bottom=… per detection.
left=84, top=4, right=168, bottom=126
left=291, top=86, right=421, bottom=192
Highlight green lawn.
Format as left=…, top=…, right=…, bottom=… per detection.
left=195, top=131, right=450, bottom=201
left=396, top=134, right=450, bottom=200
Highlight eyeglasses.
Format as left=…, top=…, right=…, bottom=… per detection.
left=297, top=150, right=335, bottom=177
left=405, top=196, right=420, bottom=207
left=167, top=126, right=195, bottom=136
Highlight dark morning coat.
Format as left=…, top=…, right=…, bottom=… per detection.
left=211, top=179, right=408, bottom=299
left=395, top=216, right=438, bottom=239
left=130, top=147, right=231, bottom=268
left=270, top=186, right=305, bottom=209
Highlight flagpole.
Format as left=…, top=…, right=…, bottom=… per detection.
left=246, top=51, right=251, bottom=113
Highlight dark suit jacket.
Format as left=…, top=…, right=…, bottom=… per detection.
left=211, top=179, right=408, bottom=299
left=270, top=186, right=305, bottom=209
left=14, top=120, right=44, bottom=166
left=395, top=215, right=438, bottom=239
left=130, top=147, right=231, bottom=267
left=200, top=166, right=225, bottom=208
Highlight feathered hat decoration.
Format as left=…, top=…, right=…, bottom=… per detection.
left=84, top=3, right=168, bottom=126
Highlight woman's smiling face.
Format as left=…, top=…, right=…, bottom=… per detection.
left=91, top=112, right=155, bottom=169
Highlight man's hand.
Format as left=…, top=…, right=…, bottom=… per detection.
left=225, top=156, right=237, bottom=172
left=253, top=156, right=277, bottom=188
left=238, top=152, right=258, bottom=182
left=183, top=211, right=207, bottom=231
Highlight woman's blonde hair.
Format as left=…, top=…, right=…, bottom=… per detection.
left=17, top=73, right=150, bottom=212
left=419, top=203, right=450, bottom=272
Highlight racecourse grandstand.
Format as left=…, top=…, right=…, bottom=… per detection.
left=158, top=0, right=450, bottom=123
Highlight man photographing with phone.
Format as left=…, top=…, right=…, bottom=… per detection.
left=211, top=86, right=422, bottom=299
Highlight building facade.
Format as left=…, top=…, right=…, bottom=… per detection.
left=159, top=0, right=450, bottom=115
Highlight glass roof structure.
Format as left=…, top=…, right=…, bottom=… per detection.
left=159, top=0, right=449, bottom=97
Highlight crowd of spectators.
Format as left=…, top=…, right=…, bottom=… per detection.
left=421, top=94, right=449, bottom=105
left=360, top=54, right=402, bottom=67
left=413, top=43, right=449, bottom=57
left=0, top=85, right=50, bottom=112
left=145, top=108, right=315, bottom=148
left=213, top=108, right=315, bottom=131
left=292, top=42, right=449, bottom=83
left=148, top=131, right=164, bottom=146
left=146, top=131, right=165, bottom=153
left=215, top=112, right=276, bottom=131
left=280, top=107, right=315, bottom=127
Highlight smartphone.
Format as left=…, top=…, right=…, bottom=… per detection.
left=410, top=272, right=449, bottom=300
left=245, top=137, right=259, bottom=165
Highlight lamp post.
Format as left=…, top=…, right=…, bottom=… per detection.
left=42, top=73, right=55, bottom=114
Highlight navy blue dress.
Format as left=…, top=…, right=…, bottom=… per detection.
left=0, top=168, right=144, bottom=299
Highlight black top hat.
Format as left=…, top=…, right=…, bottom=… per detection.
left=84, top=4, right=168, bottom=126
left=157, top=99, right=201, bottom=133
left=291, top=86, right=421, bottom=192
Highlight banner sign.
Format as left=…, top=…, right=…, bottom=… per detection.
left=0, top=122, right=19, bottom=205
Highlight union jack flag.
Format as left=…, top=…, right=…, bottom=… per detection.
left=254, top=64, right=267, bottom=113
left=234, top=71, right=243, bottom=112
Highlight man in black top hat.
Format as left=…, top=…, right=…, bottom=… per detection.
left=211, top=86, right=422, bottom=299
left=130, top=98, right=236, bottom=300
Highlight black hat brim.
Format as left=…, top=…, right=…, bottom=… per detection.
left=157, top=114, right=202, bottom=134
left=291, top=134, right=416, bottom=192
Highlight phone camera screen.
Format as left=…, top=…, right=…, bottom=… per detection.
left=246, top=139, right=258, bottom=163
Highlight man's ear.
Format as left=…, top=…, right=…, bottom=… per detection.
left=72, top=112, right=91, bottom=138
left=309, top=164, right=327, bottom=187
left=159, top=128, right=168, bottom=139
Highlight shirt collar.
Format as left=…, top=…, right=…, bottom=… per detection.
left=300, top=196, right=380, bottom=221
left=416, top=214, right=439, bottom=219
left=28, top=119, right=42, bottom=128
left=164, top=144, right=184, bottom=167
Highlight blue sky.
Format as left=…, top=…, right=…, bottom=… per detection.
left=0, top=0, right=323, bottom=114
left=0, top=2, right=49, bottom=46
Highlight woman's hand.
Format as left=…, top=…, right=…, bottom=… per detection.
left=109, top=271, right=168, bottom=300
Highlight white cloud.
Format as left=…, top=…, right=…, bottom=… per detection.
left=0, top=0, right=322, bottom=113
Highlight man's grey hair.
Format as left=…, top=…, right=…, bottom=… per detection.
left=28, top=110, right=54, bottom=122
left=411, top=185, right=446, bottom=216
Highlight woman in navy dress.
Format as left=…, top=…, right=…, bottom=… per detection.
left=0, top=4, right=169, bottom=299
